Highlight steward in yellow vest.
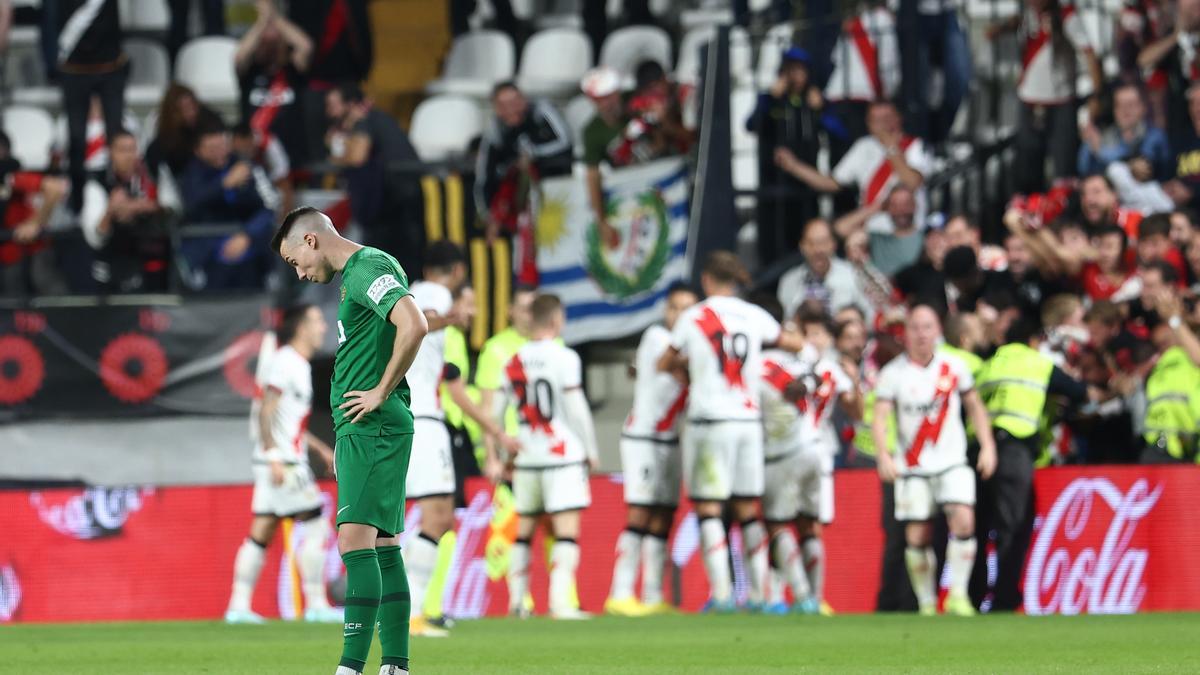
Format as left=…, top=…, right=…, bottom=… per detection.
left=1140, top=294, right=1200, bottom=463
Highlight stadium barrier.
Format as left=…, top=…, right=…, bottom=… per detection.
left=2, top=466, right=1198, bottom=622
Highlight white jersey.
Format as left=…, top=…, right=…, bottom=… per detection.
left=875, top=351, right=974, bottom=475
left=760, top=347, right=851, bottom=460
left=407, top=280, right=454, bottom=419
left=252, top=345, right=313, bottom=464
left=670, top=295, right=782, bottom=422
left=624, top=325, right=688, bottom=442
left=500, top=339, right=588, bottom=468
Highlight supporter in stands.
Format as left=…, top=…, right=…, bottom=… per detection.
left=324, top=83, right=424, bottom=277
left=167, top=0, right=225, bottom=64
left=898, top=0, right=972, bottom=146
left=179, top=123, right=278, bottom=290
left=1137, top=0, right=1200, bottom=140
left=629, top=61, right=692, bottom=154
left=233, top=122, right=293, bottom=216
left=836, top=187, right=923, bottom=279
left=80, top=130, right=167, bottom=293
left=747, top=47, right=825, bottom=268
left=945, top=214, right=1007, bottom=271
left=146, top=84, right=225, bottom=180
left=777, top=218, right=874, bottom=320
left=237, top=0, right=314, bottom=170
left=289, top=0, right=373, bottom=162
left=774, top=100, right=933, bottom=238
left=0, top=133, right=69, bottom=296
left=55, top=0, right=127, bottom=212
left=1079, top=173, right=1145, bottom=237
left=475, top=81, right=573, bottom=284
left=1116, top=0, right=1172, bottom=123
left=824, top=2, right=900, bottom=142
left=52, top=95, right=140, bottom=174
left=1078, top=83, right=1171, bottom=179
left=893, top=218, right=949, bottom=309
left=988, top=0, right=1102, bottom=193
left=1167, top=82, right=1200, bottom=211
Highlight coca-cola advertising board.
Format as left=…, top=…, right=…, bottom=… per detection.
left=2, top=466, right=1198, bottom=622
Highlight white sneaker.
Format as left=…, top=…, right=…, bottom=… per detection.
left=305, top=606, right=344, bottom=623
left=334, top=666, right=361, bottom=675
left=378, top=665, right=408, bottom=675
left=224, top=608, right=266, bottom=624
left=550, top=608, right=592, bottom=620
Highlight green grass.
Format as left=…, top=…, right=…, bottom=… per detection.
left=3, top=613, right=1200, bottom=674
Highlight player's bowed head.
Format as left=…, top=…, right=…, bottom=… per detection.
left=272, top=206, right=352, bottom=284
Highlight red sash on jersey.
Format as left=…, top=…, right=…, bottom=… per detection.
left=85, top=133, right=106, bottom=164
left=249, top=70, right=291, bottom=152
left=864, top=137, right=915, bottom=206
left=847, top=16, right=882, bottom=100
left=811, top=371, right=835, bottom=428
left=505, top=355, right=564, bottom=454
left=696, top=306, right=745, bottom=390
left=763, top=359, right=806, bottom=413
left=654, top=388, right=688, bottom=433
left=904, top=361, right=957, bottom=468
left=292, top=412, right=310, bottom=458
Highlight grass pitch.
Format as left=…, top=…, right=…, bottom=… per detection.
left=4, top=612, right=1199, bottom=674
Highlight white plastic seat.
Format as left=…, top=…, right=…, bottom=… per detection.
left=174, top=37, right=239, bottom=107
left=120, top=0, right=170, bottom=31
left=534, top=0, right=583, bottom=29
left=409, top=95, right=483, bottom=161
left=3, top=106, right=55, bottom=169
left=125, top=38, right=171, bottom=87
left=599, top=26, right=673, bottom=89
left=756, top=22, right=795, bottom=90
left=731, top=85, right=758, bottom=154
left=676, top=25, right=752, bottom=87
left=562, top=94, right=595, bottom=157
left=427, top=30, right=516, bottom=98
left=606, top=0, right=672, bottom=18
left=517, top=28, right=593, bottom=98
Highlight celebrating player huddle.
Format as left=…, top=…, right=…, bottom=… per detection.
left=241, top=204, right=993, bottom=674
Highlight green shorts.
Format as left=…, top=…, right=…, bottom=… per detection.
left=335, top=433, right=413, bottom=537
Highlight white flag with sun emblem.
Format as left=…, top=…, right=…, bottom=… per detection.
left=535, top=157, right=689, bottom=345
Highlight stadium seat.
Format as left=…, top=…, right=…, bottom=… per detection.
left=606, top=0, right=671, bottom=18
left=174, top=37, right=239, bottom=108
left=731, top=86, right=758, bottom=154
left=599, top=26, right=672, bottom=89
left=562, top=94, right=595, bottom=158
left=755, top=22, right=795, bottom=90
left=124, top=38, right=171, bottom=111
left=427, top=30, right=516, bottom=98
left=675, top=25, right=752, bottom=87
left=119, top=0, right=170, bottom=31
left=3, top=106, right=55, bottom=170
left=517, top=28, right=593, bottom=98
left=409, top=95, right=483, bottom=161
left=534, top=0, right=583, bottom=30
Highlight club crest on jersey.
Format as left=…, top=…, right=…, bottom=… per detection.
left=584, top=189, right=670, bottom=299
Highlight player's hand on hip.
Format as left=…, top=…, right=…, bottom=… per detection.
left=876, top=452, right=897, bottom=484
left=977, top=444, right=998, bottom=480
left=340, top=387, right=386, bottom=424
left=269, top=460, right=287, bottom=486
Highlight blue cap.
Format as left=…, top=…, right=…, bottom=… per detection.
left=782, top=47, right=810, bottom=65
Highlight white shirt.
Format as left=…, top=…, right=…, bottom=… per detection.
left=1018, top=7, right=1090, bottom=104
left=670, top=295, right=781, bottom=422
left=875, top=351, right=974, bottom=475
left=624, top=324, right=687, bottom=441
left=832, top=135, right=933, bottom=234
left=776, top=257, right=874, bottom=321
left=760, top=347, right=852, bottom=460
left=825, top=7, right=900, bottom=104
left=500, top=339, right=589, bottom=467
left=408, top=281, right=455, bottom=419
left=252, top=345, right=312, bottom=463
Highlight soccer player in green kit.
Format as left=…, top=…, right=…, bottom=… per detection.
left=272, top=207, right=428, bottom=675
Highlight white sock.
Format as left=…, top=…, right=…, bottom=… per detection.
left=609, top=529, right=642, bottom=601
left=507, top=540, right=531, bottom=613
left=945, top=536, right=977, bottom=599
left=905, top=546, right=938, bottom=611
left=299, top=517, right=332, bottom=610
left=741, top=520, right=768, bottom=604
left=550, top=539, right=581, bottom=614
left=771, top=529, right=811, bottom=602
left=641, top=534, right=668, bottom=606
left=699, top=517, right=732, bottom=603
left=404, top=533, right=440, bottom=619
left=767, top=568, right=786, bottom=604
left=802, top=537, right=825, bottom=605
left=228, top=538, right=266, bottom=612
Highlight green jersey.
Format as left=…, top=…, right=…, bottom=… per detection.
left=332, top=247, right=415, bottom=438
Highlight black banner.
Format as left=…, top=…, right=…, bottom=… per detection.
left=0, top=296, right=274, bottom=422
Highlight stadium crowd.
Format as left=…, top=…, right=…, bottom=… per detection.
left=8, top=0, right=1200, bottom=621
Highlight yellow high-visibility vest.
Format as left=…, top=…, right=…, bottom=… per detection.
left=1143, top=346, right=1200, bottom=462
left=977, top=343, right=1055, bottom=440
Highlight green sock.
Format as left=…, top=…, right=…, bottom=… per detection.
left=423, top=531, right=457, bottom=619
left=377, top=545, right=411, bottom=671
left=340, top=548, right=381, bottom=673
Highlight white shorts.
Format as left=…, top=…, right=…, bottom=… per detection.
left=682, top=420, right=764, bottom=502
left=406, top=417, right=455, bottom=500
left=251, top=462, right=323, bottom=517
left=762, top=451, right=834, bottom=524
left=894, top=464, right=976, bottom=522
left=513, top=462, right=592, bottom=515
left=620, top=436, right=681, bottom=507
